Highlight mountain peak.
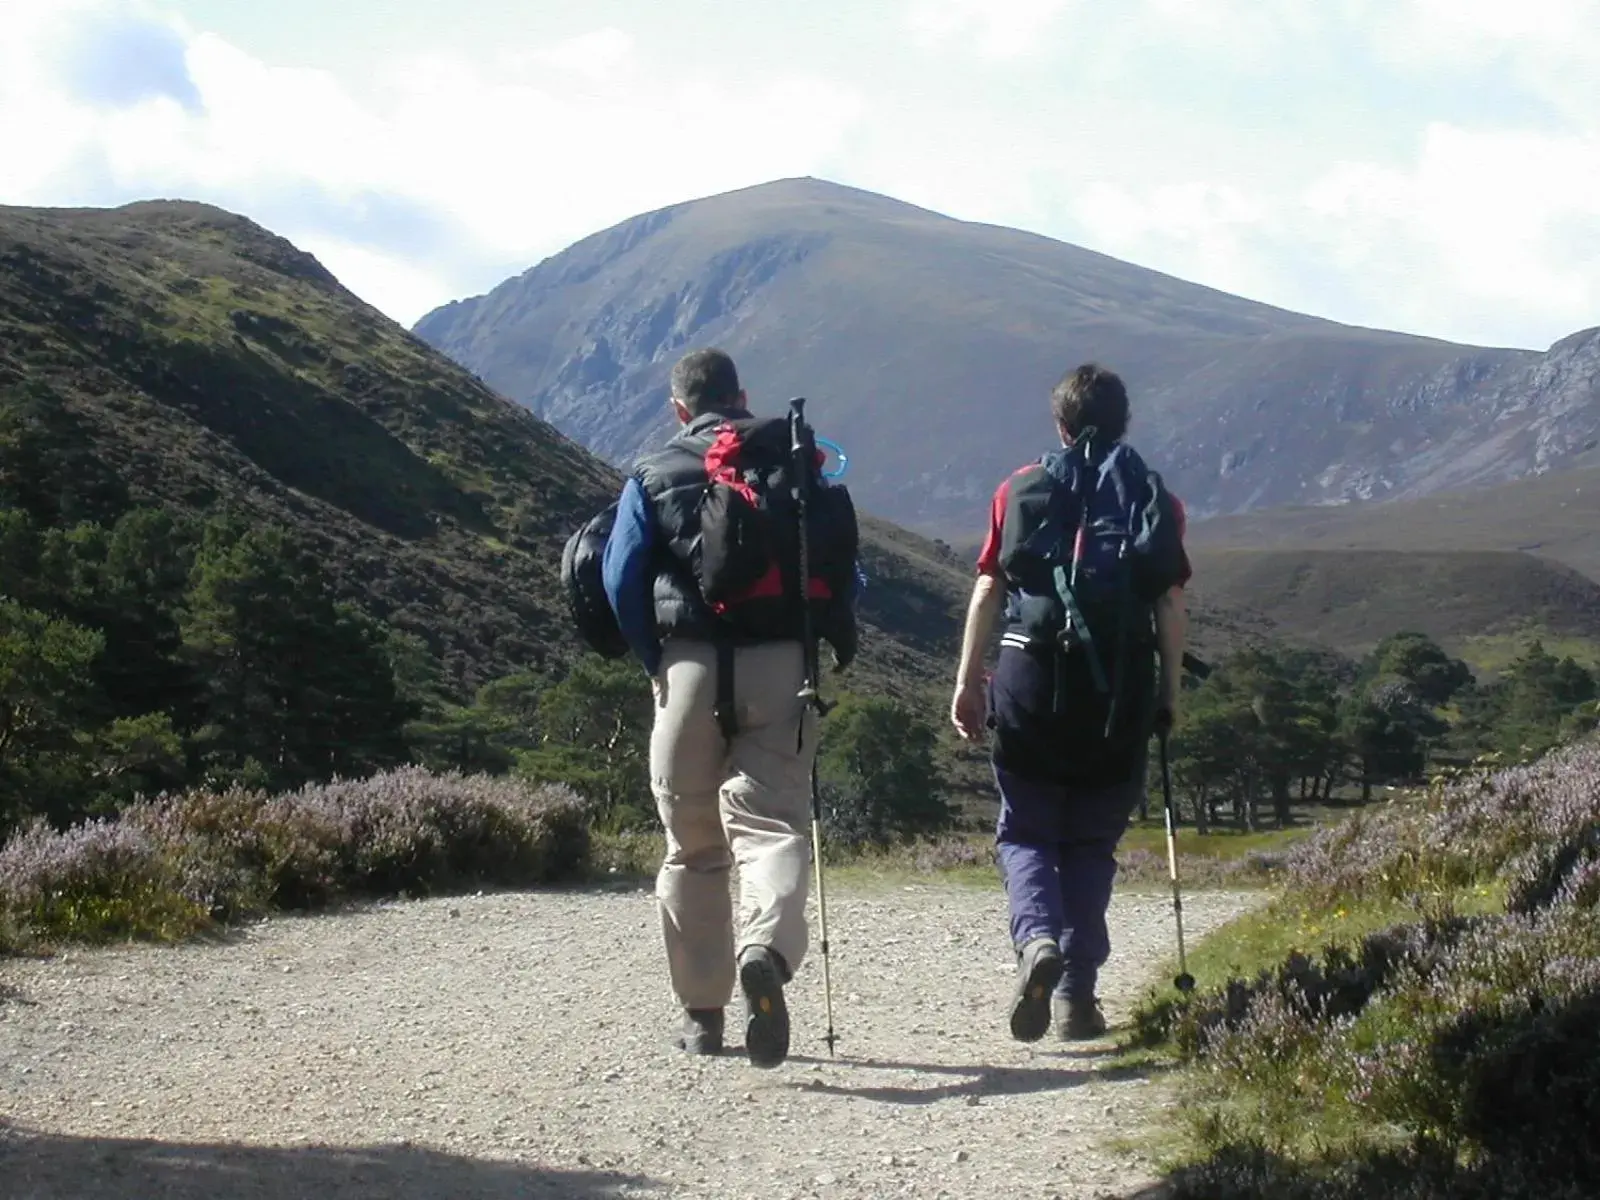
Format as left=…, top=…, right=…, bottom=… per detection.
left=413, top=184, right=1596, bottom=535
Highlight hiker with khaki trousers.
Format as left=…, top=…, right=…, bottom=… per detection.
left=601, top=348, right=859, bottom=1067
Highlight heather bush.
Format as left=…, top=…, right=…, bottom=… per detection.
left=1141, top=735, right=1600, bottom=1198
left=124, top=785, right=278, bottom=917
left=908, top=836, right=994, bottom=873
left=1286, top=740, right=1600, bottom=907
left=1164, top=1140, right=1599, bottom=1200
left=268, top=767, right=592, bottom=898
left=1132, top=916, right=1476, bottom=1054
left=0, top=767, right=594, bottom=948
left=0, top=816, right=205, bottom=941
left=1504, top=822, right=1600, bottom=914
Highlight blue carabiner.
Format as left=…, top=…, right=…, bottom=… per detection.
left=816, top=436, right=849, bottom=480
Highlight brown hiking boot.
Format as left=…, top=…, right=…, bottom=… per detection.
left=1009, top=937, right=1065, bottom=1043
left=1054, top=994, right=1108, bottom=1041
left=675, top=1008, right=724, bottom=1055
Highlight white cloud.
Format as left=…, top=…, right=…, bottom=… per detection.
left=1, top=0, right=1596, bottom=351
left=297, top=236, right=457, bottom=324
left=1075, top=180, right=1279, bottom=299
left=1135, top=0, right=1325, bottom=68
left=1066, top=121, right=1600, bottom=348
left=904, top=0, right=1071, bottom=59
left=1375, top=0, right=1597, bottom=55
left=512, top=27, right=636, bottom=83
left=1302, top=124, right=1600, bottom=341
left=0, top=4, right=865, bottom=325
left=1359, top=0, right=1600, bottom=125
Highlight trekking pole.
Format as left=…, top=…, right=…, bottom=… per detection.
left=807, top=764, right=839, bottom=1056
left=788, top=396, right=839, bottom=1056
left=1158, top=725, right=1196, bottom=994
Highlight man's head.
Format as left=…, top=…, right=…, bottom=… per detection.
left=1050, top=363, right=1129, bottom=445
left=669, top=348, right=747, bottom=424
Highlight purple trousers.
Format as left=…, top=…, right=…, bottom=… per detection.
left=994, top=764, right=1141, bottom=1002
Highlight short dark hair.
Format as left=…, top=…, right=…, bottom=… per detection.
left=670, top=348, right=743, bottom=416
left=1050, top=363, right=1129, bottom=442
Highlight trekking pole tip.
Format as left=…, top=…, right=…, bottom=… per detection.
left=1175, top=972, right=1196, bottom=994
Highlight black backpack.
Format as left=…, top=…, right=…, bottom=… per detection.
left=559, top=500, right=629, bottom=660
left=681, top=415, right=858, bottom=643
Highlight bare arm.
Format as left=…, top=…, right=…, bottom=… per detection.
left=1154, top=584, right=1187, bottom=716
left=951, top=573, right=1006, bottom=739
left=957, top=573, right=1005, bottom=686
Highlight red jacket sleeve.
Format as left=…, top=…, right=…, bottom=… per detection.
left=975, top=477, right=1011, bottom=576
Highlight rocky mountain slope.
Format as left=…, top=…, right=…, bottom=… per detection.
left=0, top=199, right=1025, bottom=702
left=413, top=176, right=1599, bottom=538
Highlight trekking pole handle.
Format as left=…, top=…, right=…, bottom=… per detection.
left=787, top=397, right=830, bottom=717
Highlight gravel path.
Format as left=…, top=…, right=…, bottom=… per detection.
left=1, top=881, right=1259, bottom=1200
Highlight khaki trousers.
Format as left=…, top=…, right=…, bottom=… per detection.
left=649, top=638, right=819, bottom=1011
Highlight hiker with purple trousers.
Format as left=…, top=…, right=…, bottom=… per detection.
left=950, top=364, right=1192, bottom=1041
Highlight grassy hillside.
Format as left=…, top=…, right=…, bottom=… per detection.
left=0, top=198, right=988, bottom=704
left=414, top=176, right=1597, bottom=537
left=1, top=199, right=621, bottom=694
left=1185, top=547, right=1600, bottom=667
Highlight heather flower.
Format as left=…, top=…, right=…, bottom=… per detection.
left=0, top=816, right=203, bottom=940
left=264, top=767, right=593, bottom=897
left=0, top=817, right=167, bottom=910
left=0, top=767, right=595, bottom=945
left=910, top=837, right=993, bottom=873
left=123, top=785, right=276, bottom=917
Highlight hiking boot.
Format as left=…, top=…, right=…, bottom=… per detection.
left=675, top=1007, right=724, bottom=1055
left=1009, top=937, right=1064, bottom=1043
left=738, top=945, right=790, bottom=1069
left=1054, top=994, right=1108, bottom=1041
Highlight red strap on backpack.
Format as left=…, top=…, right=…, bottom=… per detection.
left=701, top=421, right=833, bottom=614
left=704, top=424, right=762, bottom=507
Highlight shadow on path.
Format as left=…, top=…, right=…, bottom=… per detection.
left=0, top=981, right=32, bottom=1008
left=0, top=1122, right=658, bottom=1200
left=781, top=1052, right=1168, bottom=1106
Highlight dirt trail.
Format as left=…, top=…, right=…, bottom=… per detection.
left=1, top=881, right=1257, bottom=1200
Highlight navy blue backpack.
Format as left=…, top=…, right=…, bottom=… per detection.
left=996, top=429, right=1181, bottom=758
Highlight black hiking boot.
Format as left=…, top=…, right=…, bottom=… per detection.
left=1009, top=937, right=1064, bottom=1043
left=1054, top=993, right=1108, bottom=1041
left=738, top=945, right=790, bottom=1069
left=675, top=1007, right=724, bottom=1055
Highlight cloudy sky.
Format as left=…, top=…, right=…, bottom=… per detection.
left=3, top=0, right=1597, bottom=350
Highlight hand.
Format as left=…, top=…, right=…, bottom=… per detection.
left=951, top=678, right=988, bottom=742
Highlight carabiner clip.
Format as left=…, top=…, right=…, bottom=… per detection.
left=816, top=436, right=849, bottom=480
